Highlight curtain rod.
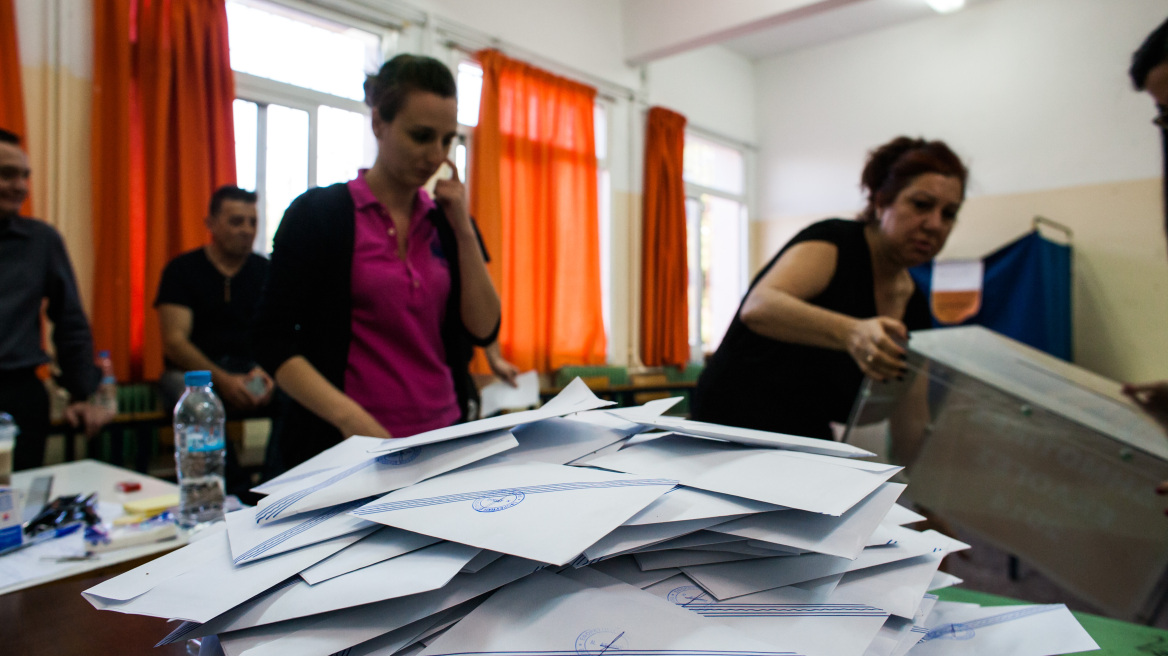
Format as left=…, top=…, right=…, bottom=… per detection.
left=434, top=23, right=639, bottom=104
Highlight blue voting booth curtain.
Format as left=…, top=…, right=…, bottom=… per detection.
left=910, top=231, right=1072, bottom=361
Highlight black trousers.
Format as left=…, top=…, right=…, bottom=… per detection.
left=0, top=368, right=50, bottom=471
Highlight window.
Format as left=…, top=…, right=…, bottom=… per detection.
left=226, top=0, right=388, bottom=252
left=684, top=134, right=747, bottom=361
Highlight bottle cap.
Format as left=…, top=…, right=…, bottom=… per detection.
left=184, top=371, right=212, bottom=387
left=98, top=350, right=111, bottom=358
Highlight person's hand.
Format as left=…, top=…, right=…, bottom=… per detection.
left=432, top=158, right=473, bottom=237
left=337, top=408, right=392, bottom=440
left=214, top=372, right=260, bottom=412
left=845, top=317, right=909, bottom=382
left=1123, top=380, right=1168, bottom=429
left=247, top=366, right=275, bottom=406
left=486, top=347, right=520, bottom=388
left=64, top=401, right=114, bottom=438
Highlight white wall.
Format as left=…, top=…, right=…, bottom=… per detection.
left=755, top=0, right=1167, bottom=219
left=645, top=44, right=757, bottom=146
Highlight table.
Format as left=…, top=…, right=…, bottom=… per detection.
left=0, top=460, right=190, bottom=654
left=1, top=460, right=186, bottom=595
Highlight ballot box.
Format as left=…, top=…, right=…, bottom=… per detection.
left=843, top=325, right=1168, bottom=622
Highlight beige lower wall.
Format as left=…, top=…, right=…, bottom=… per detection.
left=750, top=177, right=1168, bottom=384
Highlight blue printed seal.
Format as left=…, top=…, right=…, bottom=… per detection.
left=575, top=628, right=628, bottom=655
left=377, top=447, right=420, bottom=466
left=471, top=490, right=525, bottom=513
left=666, top=585, right=708, bottom=606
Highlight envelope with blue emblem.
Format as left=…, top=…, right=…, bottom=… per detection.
left=350, top=459, right=678, bottom=566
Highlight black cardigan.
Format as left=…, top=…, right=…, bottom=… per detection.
left=253, top=183, right=497, bottom=472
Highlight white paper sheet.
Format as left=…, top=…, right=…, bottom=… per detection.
left=911, top=602, right=1098, bottom=656
left=479, top=370, right=540, bottom=417
left=226, top=502, right=377, bottom=565
left=418, top=569, right=788, bottom=656
left=623, top=484, right=784, bottom=526
left=367, top=378, right=614, bottom=454
left=351, top=460, right=676, bottom=565
left=682, top=528, right=969, bottom=600
left=589, top=434, right=899, bottom=516
left=645, top=573, right=889, bottom=656
left=607, top=409, right=876, bottom=458
left=83, top=527, right=372, bottom=623
left=254, top=430, right=517, bottom=523
left=709, top=483, right=905, bottom=559
left=216, top=555, right=541, bottom=656
left=299, top=527, right=441, bottom=585
left=185, top=541, right=481, bottom=634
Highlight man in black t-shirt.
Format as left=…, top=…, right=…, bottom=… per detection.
left=154, top=186, right=273, bottom=415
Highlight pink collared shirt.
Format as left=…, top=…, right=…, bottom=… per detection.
left=344, top=171, right=460, bottom=437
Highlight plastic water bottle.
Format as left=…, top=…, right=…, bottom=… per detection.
left=0, top=413, right=17, bottom=486
left=173, top=371, right=226, bottom=530
left=94, top=350, right=118, bottom=415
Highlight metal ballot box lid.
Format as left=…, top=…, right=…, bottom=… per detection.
left=844, top=325, right=1168, bottom=622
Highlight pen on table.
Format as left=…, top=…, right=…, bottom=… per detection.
left=0, top=522, right=84, bottom=557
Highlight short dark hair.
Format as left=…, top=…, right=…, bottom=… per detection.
left=364, top=54, right=457, bottom=123
left=208, top=185, right=257, bottom=216
left=859, top=136, right=968, bottom=224
left=0, top=128, right=21, bottom=146
left=1131, top=17, right=1168, bottom=90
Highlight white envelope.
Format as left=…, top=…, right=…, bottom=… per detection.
left=709, top=483, right=906, bottom=559
left=587, top=554, right=680, bottom=589
left=589, top=434, right=900, bottom=516
left=683, top=528, right=969, bottom=599
left=252, top=436, right=386, bottom=495
left=927, top=570, right=963, bottom=591
left=912, top=602, right=1098, bottom=656
left=460, top=550, right=502, bottom=573
left=635, top=548, right=767, bottom=570
left=226, top=502, right=377, bottom=565
left=633, top=529, right=748, bottom=554
left=216, top=555, right=542, bottom=656
left=830, top=553, right=947, bottom=619
left=623, top=484, right=784, bottom=526
left=690, top=540, right=802, bottom=556
left=645, top=573, right=889, bottom=656
left=184, top=541, right=481, bottom=635
left=579, top=516, right=732, bottom=565
left=607, top=409, right=876, bottom=458
left=418, top=569, right=787, bottom=656
left=367, top=378, right=614, bottom=454
left=884, top=503, right=927, bottom=526
left=479, top=370, right=540, bottom=417
left=351, top=460, right=676, bottom=565
left=504, top=416, right=637, bottom=465
left=254, top=430, right=517, bottom=523
left=82, top=527, right=372, bottom=623
left=82, top=523, right=228, bottom=602
left=299, top=526, right=441, bottom=585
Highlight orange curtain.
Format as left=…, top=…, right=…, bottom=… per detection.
left=0, top=0, right=31, bottom=215
left=91, top=0, right=236, bottom=381
left=640, top=106, right=689, bottom=368
left=470, top=49, right=606, bottom=373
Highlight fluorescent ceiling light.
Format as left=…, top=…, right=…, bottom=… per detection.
left=926, top=0, right=965, bottom=13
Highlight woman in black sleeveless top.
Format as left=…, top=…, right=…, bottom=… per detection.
left=693, top=137, right=968, bottom=440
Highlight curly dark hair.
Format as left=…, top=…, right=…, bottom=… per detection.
left=1131, top=16, right=1168, bottom=91
left=364, top=54, right=457, bottom=123
left=858, top=136, right=968, bottom=224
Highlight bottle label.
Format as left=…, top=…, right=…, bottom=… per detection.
left=183, top=427, right=225, bottom=452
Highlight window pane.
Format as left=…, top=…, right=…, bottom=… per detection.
left=317, top=105, right=368, bottom=187
left=702, top=194, right=746, bottom=351
left=265, top=105, right=309, bottom=252
left=684, top=134, right=744, bottom=195
left=457, top=61, right=483, bottom=127
left=227, top=0, right=379, bottom=101
left=233, top=99, right=258, bottom=193
left=594, top=104, right=607, bottom=161
left=686, top=197, right=703, bottom=361
left=455, top=142, right=468, bottom=182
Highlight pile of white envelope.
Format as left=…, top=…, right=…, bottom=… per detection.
left=81, top=379, right=1100, bottom=656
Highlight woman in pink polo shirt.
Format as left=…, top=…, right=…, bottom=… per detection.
left=254, top=55, right=501, bottom=473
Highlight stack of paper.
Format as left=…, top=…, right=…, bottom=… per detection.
left=81, top=379, right=1099, bottom=656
